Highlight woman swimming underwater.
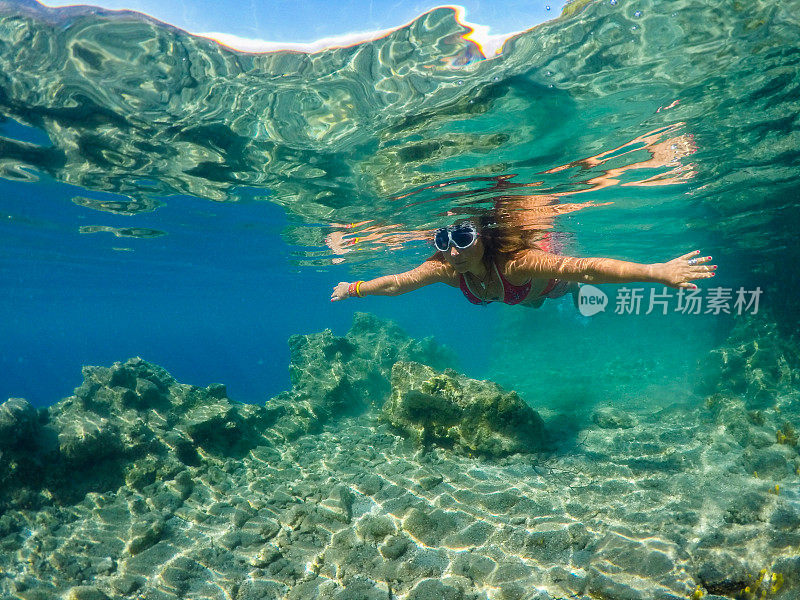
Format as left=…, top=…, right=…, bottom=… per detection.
left=330, top=216, right=715, bottom=306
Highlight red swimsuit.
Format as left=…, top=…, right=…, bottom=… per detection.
left=459, top=233, right=566, bottom=305
left=459, top=262, right=558, bottom=306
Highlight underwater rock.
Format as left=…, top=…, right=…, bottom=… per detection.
left=71, top=357, right=175, bottom=411
left=703, top=389, right=800, bottom=483
left=770, top=504, right=800, bottom=530
left=379, top=534, right=410, bottom=560
left=0, top=399, right=52, bottom=507
left=109, top=574, right=144, bottom=595
left=56, top=414, right=123, bottom=466
left=0, top=397, right=40, bottom=449
left=356, top=514, right=397, bottom=543
left=0, top=357, right=276, bottom=510
left=402, top=506, right=463, bottom=547
left=66, top=586, right=111, bottom=600
left=418, top=474, right=443, bottom=490
left=592, top=406, right=638, bottom=429
left=179, top=399, right=264, bottom=457
left=407, top=578, right=464, bottom=600
left=383, top=361, right=546, bottom=457
left=266, top=312, right=455, bottom=440
left=743, top=446, right=795, bottom=481
left=772, top=556, right=800, bottom=599
left=319, top=484, right=355, bottom=524
left=723, top=491, right=768, bottom=525
left=693, top=551, right=751, bottom=597
left=288, top=312, right=453, bottom=410
left=235, top=579, right=286, bottom=600
left=699, top=314, right=800, bottom=408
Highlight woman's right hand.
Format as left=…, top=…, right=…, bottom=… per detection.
left=654, top=250, right=716, bottom=289
left=331, top=282, right=351, bottom=302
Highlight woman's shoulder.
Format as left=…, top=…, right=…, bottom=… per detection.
left=499, top=249, right=555, bottom=282
left=419, top=257, right=460, bottom=286
left=497, top=249, right=532, bottom=269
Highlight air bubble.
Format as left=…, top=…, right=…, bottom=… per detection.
left=545, top=70, right=552, bottom=76
left=457, top=80, right=464, bottom=86
left=634, top=10, right=642, bottom=17
left=610, top=0, right=617, bottom=5
left=546, top=5, right=551, bottom=10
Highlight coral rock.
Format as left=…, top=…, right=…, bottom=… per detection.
left=266, top=312, right=455, bottom=440
left=383, top=362, right=546, bottom=457
left=0, top=397, right=40, bottom=449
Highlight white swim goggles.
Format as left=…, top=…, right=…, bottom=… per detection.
left=433, top=222, right=478, bottom=252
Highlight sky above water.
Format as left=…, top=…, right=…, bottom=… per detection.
left=40, top=0, right=566, bottom=50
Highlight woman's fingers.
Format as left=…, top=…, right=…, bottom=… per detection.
left=678, top=251, right=715, bottom=265
left=678, top=249, right=702, bottom=260
left=690, top=265, right=716, bottom=276
left=685, top=254, right=712, bottom=266
left=677, top=266, right=716, bottom=288
left=690, top=255, right=713, bottom=264
left=688, top=265, right=716, bottom=274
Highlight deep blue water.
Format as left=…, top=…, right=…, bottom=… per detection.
left=1, top=169, right=502, bottom=405
left=1, top=0, right=798, bottom=409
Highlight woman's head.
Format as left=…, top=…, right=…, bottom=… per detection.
left=429, top=210, right=535, bottom=270
left=433, top=220, right=484, bottom=272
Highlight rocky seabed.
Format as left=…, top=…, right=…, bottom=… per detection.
left=0, top=313, right=798, bottom=600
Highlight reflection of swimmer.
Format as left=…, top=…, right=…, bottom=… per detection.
left=325, top=221, right=431, bottom=260
left=331, top=216, right=716, bottom=306
left=544, top=126, right=697, bottom=192
left=324, top=193, right=607, bottom=261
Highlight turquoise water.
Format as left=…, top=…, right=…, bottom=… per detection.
left=2, top=0, right=796, bottom=405
left=1, top=1, right=799, bottom=599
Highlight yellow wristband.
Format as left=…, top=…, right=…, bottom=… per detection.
left=356, top=281, right=364, bottom=297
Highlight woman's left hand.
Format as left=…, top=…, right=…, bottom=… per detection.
left=654, top=250, right=716, bottom=289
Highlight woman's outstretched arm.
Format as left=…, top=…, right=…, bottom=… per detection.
left=508, top=249, right=716, bottom=289
left=331, top=259, right=454, bottom=301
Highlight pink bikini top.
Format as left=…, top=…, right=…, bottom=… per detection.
left=459, top=262, right=533, bottom=305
